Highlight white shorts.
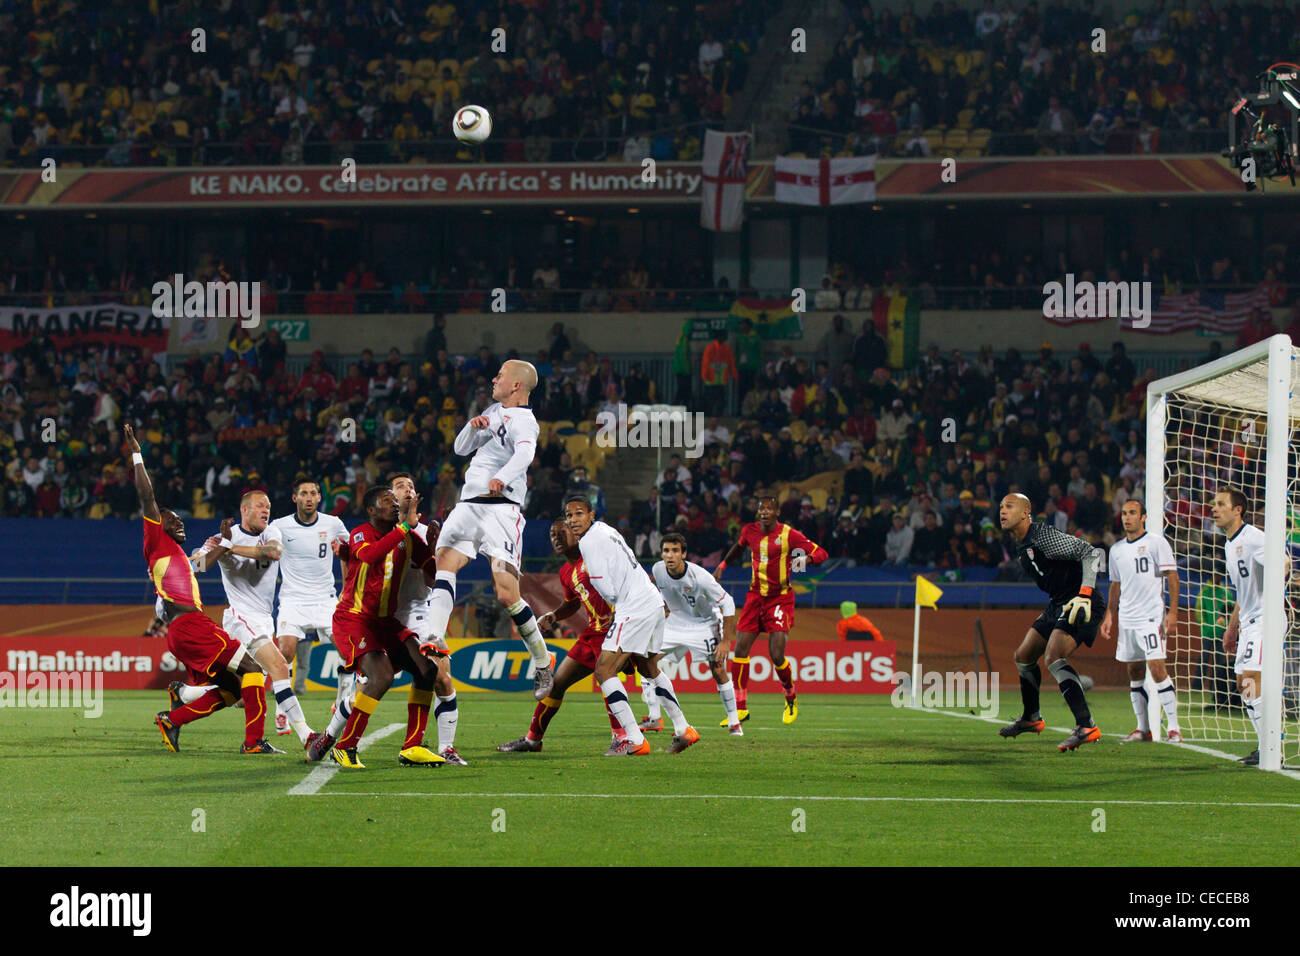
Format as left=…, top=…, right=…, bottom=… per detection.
left=276, top=599, right=337, bottom=642
left=1117, top=622, right=1166, bottom=662
left=436, top=501, right=525, bottom=571
left=602, top=608, right=666, bottom=658
left=1235, top=618, right=1264, bottom=674
left=656, top=619, right=724, bottom=662
left=223, top=608, right=275, bottom=658
left=396, top=602, right=435, bottom=641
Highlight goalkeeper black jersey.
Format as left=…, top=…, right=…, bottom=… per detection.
left=1014, top=521, right=1104, bottom=605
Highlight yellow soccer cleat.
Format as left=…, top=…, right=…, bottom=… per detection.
left=397, top=745, right=446, bottom=767
left=719, top=709, right=750, bottom=727
left=330, top=746, right=365, bottom=769
left=782, top=699, right=798, bottom=724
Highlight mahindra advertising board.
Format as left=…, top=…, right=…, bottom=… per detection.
left=0, top=637, right=896, bottom=695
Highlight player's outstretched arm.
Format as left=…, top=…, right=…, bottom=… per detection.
left=537, top=597, right=582, bottom=632
left=453, top=416, right=493, bottom=455
left=124, top=423, right=160, bottom=521
left=714, top=539, right=745, bottom=580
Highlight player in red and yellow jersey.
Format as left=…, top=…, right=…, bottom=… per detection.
left=497, top=518, right=631, bottom=754
left=126, top=424, right=279, bottom=755
left=315, top=484, right=443, bottom=769
left=714, top=495, right=828, bottom=725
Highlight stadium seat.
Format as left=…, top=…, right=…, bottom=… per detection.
left=944, top=129, right=968, bottom=149
left=956, top=109, right=975, bottom=129
left=551, top=419, right=576, bottom=436
left=396, top=59, right=413, bottom=74
left=194, top=502, right=214, bottom=519
left=366, top=59, right=382, bottom=75
left=806, top=488, right=829, bottom=512
left=171, top=119, right=189, bottom=137
left=88, top=503, right=110, bottom=519
left=414, top=58, right=437, bottom=78
left=564, top=433, right=591, bottom=461
left=968, top=128, right=992, bottom=151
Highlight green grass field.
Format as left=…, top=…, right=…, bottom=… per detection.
left=3, top=689, right=1298, bottom=866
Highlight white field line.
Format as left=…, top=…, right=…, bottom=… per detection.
left=287, top=722, right=404, bottom=795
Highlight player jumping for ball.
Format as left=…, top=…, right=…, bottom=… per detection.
left=415, top=360, right=553, bottom=698
left=126, top=424, right=278, bottom=755
left=497, top=517, right=634, bottom=755
left=1100, top=498, right=1182, bottom=742
left=997, top=493, right=1107, bottom=751
left=714, top=495, right=827, bottom=725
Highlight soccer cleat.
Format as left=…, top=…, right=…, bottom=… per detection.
left=1166, top=729, right=1183, bottom=743
left=1238, top=749, right=1260, bottom=766
left=167, top=680, right=184, bottom=712
left=155, top=712, right=180, bottom=753
left=417, top=640, right=450, bottom=662
left=397, top=745, right=446, bottom=767
left=533, top=653, right=556, bottom=700
left=1057, top=724, right=1102, bottom=751
left=782, top=699, right=798, bottom=724
left=497, top=736, right=543, bottom=753
left=719, top=709, right=750, bottom=727
left=603, top=737, right=626, bottom=756
left=728, top=722, right=744, bottom=737
left=306, top=732, right=335, bottom=762
left=330, top=746, right=365, bottom=769
left=625, top=738, right=651, bottom=756
left=275, top=712, right=291, bottom=736
left=668, top=726, right=700, bottom=754
left=997, top=716, right=1046, bottom=738
left=241, top=739, right=285, bottom=754
left=440, top=747, right=468, bottom=766
left=1120, top=729, right=1153, bottom=742
left=638, top=715, right=664, bottom=732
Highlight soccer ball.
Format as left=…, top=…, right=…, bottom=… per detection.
left=452, top=105, right=492, bottom=145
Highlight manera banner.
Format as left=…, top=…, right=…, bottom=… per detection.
left=0, top=302, right=169, bottom=353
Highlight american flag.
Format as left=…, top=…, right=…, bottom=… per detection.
left=1127, top=286, right=1271, bottom=334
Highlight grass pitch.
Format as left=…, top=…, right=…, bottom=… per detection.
left=3, top=690, right=1297, bottom=866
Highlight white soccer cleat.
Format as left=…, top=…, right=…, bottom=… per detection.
left=1166, top=729, right=1183, bottom=743
left=728, top=723, right=744, bottom=737
left=1119, top=729, right=1153, bottom=743
left=275, top=713, right=291, bottom=736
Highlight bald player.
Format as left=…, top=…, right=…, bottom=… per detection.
left=996, top=493, right=1107, bottom=751
left=415, top=360, right=555, bottom=699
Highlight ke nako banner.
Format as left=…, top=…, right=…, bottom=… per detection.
left=700, top=130, right=751, bottom=232
left=0, top=302, right=168, bottom=354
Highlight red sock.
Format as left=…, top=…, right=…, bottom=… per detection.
left=168, top=687, right=226, bottom=726
left=240, top=673, right=266, bottom=746
left=405, top=687, right=433, bottom=750
left=337, top=692, right=378, bottom=750
left=527, top=696, right=562, bottom=742
left=730, top=656, right=750, bottom=709
left=774, top=659, right=796, bottom=702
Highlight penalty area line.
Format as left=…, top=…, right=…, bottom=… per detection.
left=288, top=722, right=404, bottom=795
left=918, top=706, right=1300, bottom=780
left=303, top=790, right=1300, bottom=809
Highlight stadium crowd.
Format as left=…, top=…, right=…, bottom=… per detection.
left=3, top=308, right=1268, bottom=578
left=790, top=0, right=1264, bottom=157
left=0, top=0, right=775, bottom=168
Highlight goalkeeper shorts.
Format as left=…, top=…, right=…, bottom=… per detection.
left=1031, top=592, right=1105, bottom=646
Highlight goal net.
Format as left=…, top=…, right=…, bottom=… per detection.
left=1148, top=335, right=1300, bottom=771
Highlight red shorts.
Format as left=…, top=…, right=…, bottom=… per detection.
left=168, top=611, right=242, bottom=679
left=738, top=591, right=795, bottom=635
left=333, top=610, right=418, bottom=671
left=565, top=629, right=606, bottom=671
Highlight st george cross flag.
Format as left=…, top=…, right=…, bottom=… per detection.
left=774, top=154, right=876, bottom=205
left=700, top=130, right=751, bottom=231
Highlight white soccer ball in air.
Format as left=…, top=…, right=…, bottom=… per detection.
left=452, top=105, right=492, bottom=145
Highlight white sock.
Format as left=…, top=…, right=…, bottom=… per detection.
left=435, top=691, right=459, bottom=751
left=326, top=672, right=354, bottom=738
left=641, top=674, right=661, bottom=719
left=600, top=676, right=644, bottom=745
left=507, top=598, right=549, bottom=667
left=718, top=678, right=740, bottom=724
left=293, top=640, right=312, bottom=694
left=650, top=673, right=689, bottom=736
left=1129, top=681, right=1150, bottom=732
left=178, top=683, right=212, bottom=704
left=1244, top=695, right=1265, bottom=751
left=272, top=678, right=312, bottom=742
left=430, top=570, right=456, bottom=639
left=1156, top=679, right=1179, bottom=732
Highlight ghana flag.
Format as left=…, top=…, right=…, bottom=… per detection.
left=728, top=297, right=804, bottom=339
left=872, top=287, right=921, bottom=368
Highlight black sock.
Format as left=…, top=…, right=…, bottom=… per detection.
left=1048, top=659, right=1092, bottom=727
left=1016, top=661, right=1042, bottom=721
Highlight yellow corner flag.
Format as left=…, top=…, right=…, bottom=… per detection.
left=915, top=576, right=943, bottom=610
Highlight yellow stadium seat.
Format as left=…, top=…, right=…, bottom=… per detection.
left=88, top=502, right=110, bottom=519
left=806, top=488, right=829, bottom=512
left=564, top=433, right=591, bottom=459
left=154, top=99, right=176, bottom=115
left=959, top=147, right=981, bottom=158
left=551, top=419, right=575, bottom=435
left=397, top=59, right=413, bottom=74
left=968, top=128, right=992, bottom=150
left=414, top=58, right=437, bottom=78
left=956, top=108, right=975, bottom=129
left=194, top=502, right=214, bottom=519
left=923, top=127, right=943, bottom=143
left=131, top=101, right=155, bottom=122
left=944, top=129, right=968, bottom=149
left=171, top=119, right=189, bottom=137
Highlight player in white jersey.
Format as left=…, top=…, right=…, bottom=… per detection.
left=416, top=360, right=555, bottom=700
left=177, top=491, right=317, bottom=752
left=1211, top=488, right=1275, bottom=766
left=386, top=472, right=465, bottom=764
left=1101, top=499, right=1181, bottom=742
left=270, top=478, right=349, bottom=733
left=565, top=495, right=700, bottom=755
left=642, top=532, right=744, bottom=735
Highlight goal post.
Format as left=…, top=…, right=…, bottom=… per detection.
left=1146, top=334, right=1297, bottom=772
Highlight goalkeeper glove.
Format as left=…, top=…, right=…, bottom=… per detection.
left=1063, top=588, right=1093, bottom=625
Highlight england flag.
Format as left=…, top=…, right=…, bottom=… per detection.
left=774, top=154, right=877, bottom=205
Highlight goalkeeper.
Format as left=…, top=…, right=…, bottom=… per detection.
left=995, top=493, right=1107, bottom=751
